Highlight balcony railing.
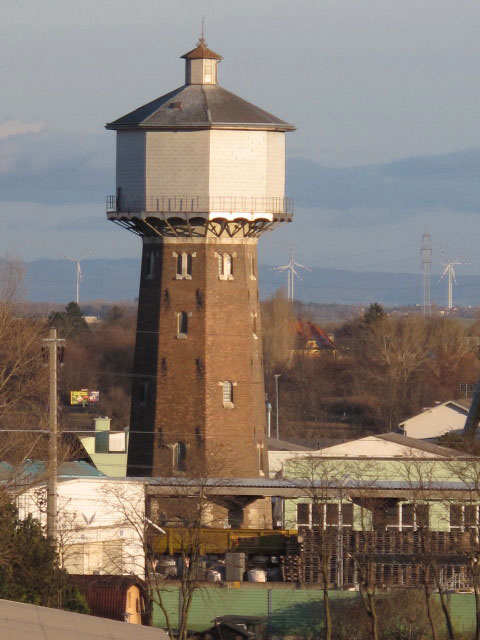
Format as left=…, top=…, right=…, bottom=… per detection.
left=107, top=194, right=293, bottom=216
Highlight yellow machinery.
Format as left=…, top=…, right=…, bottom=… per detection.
left=152, top=528, right=297, bottom=555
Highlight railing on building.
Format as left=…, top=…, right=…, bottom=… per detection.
left=106, top=194, right=293, bottom=216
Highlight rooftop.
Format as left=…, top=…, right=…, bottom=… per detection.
left=107, top=84, right=295, bottom=132
left=181, top=38, right=222, bottom=61
left=107, top=40, right=294, bottom=132
left=0, top=598, right=167, bottom=640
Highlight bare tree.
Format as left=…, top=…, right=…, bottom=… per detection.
left=348, top=461, right=383, bottom=640
left=398, top=458, right=457, bottom=640
left=102, top=466, right=228, bottom=640
left=0, top=256, right=48, bottom=430
left=292, top=456, right=349, bottom=640
left=261, top=289, right=295, bottom=378
left=447, top=458, right=480, bottom=640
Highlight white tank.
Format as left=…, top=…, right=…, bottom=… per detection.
left=247, top=568, right=267, bottom=582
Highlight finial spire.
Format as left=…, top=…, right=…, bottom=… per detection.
left=199, top=15, right=206, bottom=45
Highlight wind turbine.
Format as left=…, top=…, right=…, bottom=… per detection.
left=60, top=248, right=93, bottom=304
left=438, top=248, right=468, bottom=310
left=272, top=247, right=310, bottom=301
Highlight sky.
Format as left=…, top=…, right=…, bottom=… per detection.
left=2, top=0, right=480, bottom=279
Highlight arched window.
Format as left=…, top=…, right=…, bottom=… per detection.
left=250, top=254, right=256, bottom=280
left=177, top=311, right=188, bottom=336
left=223, top=380, right=233, bottom=405
left=173, top=442, right=186, bottom=471
left=218, top=253, right=233, bottom=279
left=224, top=253, right=232, bottom=277
left=175, top=252, right=194, bottom=279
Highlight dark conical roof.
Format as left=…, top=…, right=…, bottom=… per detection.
left=106, top=84, right=295, bottom=132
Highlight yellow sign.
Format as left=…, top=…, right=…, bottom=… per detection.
left=70, top=389, right=99, bottom=406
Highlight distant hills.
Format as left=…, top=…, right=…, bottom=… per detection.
left=24, top=259, right=480, bottom=307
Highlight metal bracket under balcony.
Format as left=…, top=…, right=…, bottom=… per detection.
left=106, top=194, right=293, bottom=239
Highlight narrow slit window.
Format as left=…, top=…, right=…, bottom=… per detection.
left=177, top=311, right=188, bottom=335
left=186, top=253, right=193, bottom=276
left=176, top=254, right=183, bottom=277
left=147, top=252, right=155, bottom=278
left=224, top=253, right=232, bottom=277
left=173, top=442, right=186, bottom=471
left=223, top=380, right=233, bottom=405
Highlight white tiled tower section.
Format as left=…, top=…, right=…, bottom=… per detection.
left=208, top=130, right=285, bottom=198
left=116, top=131, right=146, bottom=202
left=116, top=129, right=285, bottom=207
left=146, top=130, right=210, bottom=198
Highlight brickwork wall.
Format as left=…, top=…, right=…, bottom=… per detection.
left=203, top=239, right=267, bottom=477
left=127, top=236, right=268, bottom=479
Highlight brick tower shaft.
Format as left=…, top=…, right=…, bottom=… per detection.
left=128, top=237, right=266, bottom=477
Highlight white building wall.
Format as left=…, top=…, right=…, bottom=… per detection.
left=400, top=403, right=468, bottom=440
left=116, top=131, right=146, bottom=203
left=17, top=478, right=146, bottom=577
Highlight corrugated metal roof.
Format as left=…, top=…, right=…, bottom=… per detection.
left=0, top=460, right=105, bottom=481
left=377, top=433, right=472, bottom=458
left=146, top=477, right=474, bottom=491
left=106, top=84, right=295, bottom=132
left=0, top=598, right=167, bottom=639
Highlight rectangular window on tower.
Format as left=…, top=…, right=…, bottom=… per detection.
left=146, top=252, right=156, bottom=279
left=176, top=311, right=188, bottom=338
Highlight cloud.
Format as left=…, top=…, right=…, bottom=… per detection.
left=0, top=119, right=44, bottom=141
left=287, top=149, right=480, bottom=215
left=0, top=129, right=113, bottom=204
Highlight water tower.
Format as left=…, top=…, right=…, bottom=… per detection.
left=106, top=38, right=295, bottom=478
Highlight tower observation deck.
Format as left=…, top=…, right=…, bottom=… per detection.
left=106, top=38, right=295, bottom=487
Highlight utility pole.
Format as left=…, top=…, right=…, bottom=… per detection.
left=43, top=328, right=65, bottom=541
left=421, top=229, right=432, bottom=316
left=266, top=398, right=272, bottom=438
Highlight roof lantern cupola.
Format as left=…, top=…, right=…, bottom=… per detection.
left=181, top=37, right=222, bottom=85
